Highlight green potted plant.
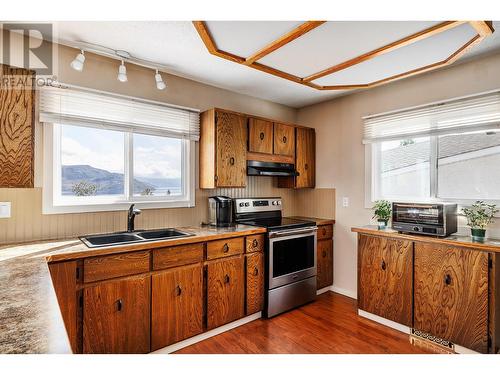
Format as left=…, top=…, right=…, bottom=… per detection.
left=372, top=200, right=392, bottom=229
left=461, top=201, right=498, bottom=242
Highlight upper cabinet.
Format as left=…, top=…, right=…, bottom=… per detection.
left=0, top=64, right=35, bottom=188
left=273, top=123, right=295, bottom=157
left=200, top=109, right=247, bottom=188
left=248, top=118, right=273, bottom=154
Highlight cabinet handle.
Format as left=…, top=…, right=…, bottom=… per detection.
left=229, top=157, right=235, bottom=165
left=252, top=239, right=258, bottom=248
left=176, top=285, right=182, bottom=296
left=322, top=250, right=327, bottom=258
left=322, top=228, right=327, bottom=236
left=224, top=274, right=230, bottom=284
left=253, top=267, right=259, bottom=276
left=444, top=274, right=452, bottom=285
left=259, top=132, right=265, bottom=140
left=305, top=163, right=309, bottom=170
left=117, top=299, right=123, bottom=312
left=223, top=243, right=229, bottom=253
left=283, top=136, right=287, bottom=143
left=381, top=260, right=386, bottom=271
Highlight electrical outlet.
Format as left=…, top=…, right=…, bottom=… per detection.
left=342, top=197, right=349, bottom=207
left=0, top=202, right=11, bottom=218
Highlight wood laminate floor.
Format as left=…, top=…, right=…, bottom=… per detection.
left=175, top=292, right=430, bottom=354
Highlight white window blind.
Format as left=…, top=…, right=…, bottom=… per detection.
left=363, top=91, right=500, bottom=144
left=39, top=85, right=200, bottom=141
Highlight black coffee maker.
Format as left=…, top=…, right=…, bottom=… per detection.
left=208, top=196, right=233, bottom=227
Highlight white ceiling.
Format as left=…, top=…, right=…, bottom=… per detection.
left=52, top=21, right=500, bottom=108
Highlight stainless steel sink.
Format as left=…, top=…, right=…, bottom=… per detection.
left=80, top=228, right=193, bottom=248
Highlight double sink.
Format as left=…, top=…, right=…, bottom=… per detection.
left=80, top=228, right=193, bottom=248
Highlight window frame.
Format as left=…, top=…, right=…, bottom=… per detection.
left=365, top=133, right=500, bottom=209
left=43, top=122, right=195, bottom=214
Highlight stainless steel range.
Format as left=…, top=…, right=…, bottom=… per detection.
left=233, top=197, right=317, bottom=317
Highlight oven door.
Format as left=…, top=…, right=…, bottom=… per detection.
left=268, top=227, right=317, bottom=290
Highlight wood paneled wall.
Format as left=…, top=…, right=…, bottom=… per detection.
left=0, top=178, right=334, bottom=245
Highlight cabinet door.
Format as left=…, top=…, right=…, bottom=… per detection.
left=357, top=234, right=412, bottom=326
left=207, top=257, right=245, bottom=330
left=83, top=276, right=150, bottom=353
left=216, top=111, right=247, bottom=187
left=414, top=243, right=489, bottom=353
left=317, top=239, right=333, bottom=290
left=246, top=252, right=264, bottom=315
left=273, top=123, right=295, bottom=157
left=248, top=118, right=273, bottom=154
left=295, top=127, right=315, bottom=188
left=151, top=264, right=203, bottom=350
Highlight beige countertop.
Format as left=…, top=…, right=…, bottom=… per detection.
left=0, top=224, right=266, bottom=354
left=352, top=225, right=500, bottom=253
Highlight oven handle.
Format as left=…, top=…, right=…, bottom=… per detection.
left=268, top=226, right=318, bottom=238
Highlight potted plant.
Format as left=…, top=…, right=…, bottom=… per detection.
left=372, top=200, right=392, bottom=229
left=461, top=201, right=498, bottom=242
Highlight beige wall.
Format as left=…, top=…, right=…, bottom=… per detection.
left=297, top=51, right=500, bottom=298
left=1, top=39, right=335, bottom=244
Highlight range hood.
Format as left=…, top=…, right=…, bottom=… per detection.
left=247, top=160, right=299, bottom=177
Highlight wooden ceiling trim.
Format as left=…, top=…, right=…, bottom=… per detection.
left=469, top=21, right=495, bottom=37
left=243, top=21, right=326, bottom=65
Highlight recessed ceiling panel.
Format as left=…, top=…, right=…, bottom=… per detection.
left=205, top=21, right=303, bottom=58
left=258, top=21, right=441, bottom=78
left=312, top=22, right=478, bottom=86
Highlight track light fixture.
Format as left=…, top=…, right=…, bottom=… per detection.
left=117, top=61, right=128, bottom=82
left=70, top=50, right=85, bottom=72
left=155, top=70, right=167, bottom=90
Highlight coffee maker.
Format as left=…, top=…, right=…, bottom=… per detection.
left=208, top=196, right=233, bottom=227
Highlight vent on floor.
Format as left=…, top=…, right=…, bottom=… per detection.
left=410, top=329, right=455, bottom=354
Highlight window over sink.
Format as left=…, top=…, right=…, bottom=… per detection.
left=40, top=85, right=198, bottom=214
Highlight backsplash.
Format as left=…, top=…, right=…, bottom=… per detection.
left=0, top=178, right=335, bottom=244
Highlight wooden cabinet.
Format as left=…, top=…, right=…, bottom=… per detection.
left=246, top=234, right=264, bottom=253
left=414, top=242, right=489, bottom=353
left=274, top=123, right=295, bottom=157
left=317, top=239, right=333, bottom=290
left=83, top=276, right=150, bottom=354
left=83, top=250, right=150, bottom=283
left=248, top=118, right=273, bottom=154
left=207, top=257, right=245, bottom=330
left=200, top=109, right=247, bottom=188
left=206, top=237, right=244, bottom=260
left=278, top=127, right=315, bottom=188
left=246, top=252, right=264, bottom=315
left=0, top=64, right=35, bottom=188
left=357, top=234, right=413, bottom=326
left=151, top=264, right=203, bottom=350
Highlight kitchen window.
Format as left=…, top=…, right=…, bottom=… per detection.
left=41, top=85, right=199, bottom=214
left=365, top=90, right=500, bottom=205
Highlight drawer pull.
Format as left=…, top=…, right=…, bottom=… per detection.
left=444, top=274, right=452, bottom=285
left=282, top=136, right=287, bottom=143
left=253, top=267, right=259, bottom=276
left=252, top=239, right=258, bottom=248
left=305, top=163, right=309, bottom=170
left=381, top=260, right=386, bottom=271
left=223, top=243, right=229, bottom=253
left=176, top=285, right=182, bottom=296
left=117, top=299, right=123, bottom=312
left=229, top=157, right=235, bottom=165
left=224, top=274, right=230, bottom=284
left=259, top=132, right=265, bottom=140
left=322, top=250, right=327, bottom=258
left=322, top=228, right=327, bottom=236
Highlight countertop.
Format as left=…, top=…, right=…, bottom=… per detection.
left=287, top=216, right=335, bottom=226
left=0, top=224, right=266, bottom=354
left=352, top=225, right=500, bottom=253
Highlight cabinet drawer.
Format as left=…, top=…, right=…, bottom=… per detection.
left=317, top=224, right=333, bottom=240
left=152, top=243, right=204, bottom=270
left=84, top=251, right=150, bottom=283
left=207, top=237, right=244, bottom=260
left=245, top=234, right=265, bottom=253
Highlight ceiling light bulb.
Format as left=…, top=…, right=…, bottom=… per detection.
left=154, top=69, right=166, bottom=90
left=70, top=50, right=85, bottom=72
left=117, top=61, right=128, bottom=82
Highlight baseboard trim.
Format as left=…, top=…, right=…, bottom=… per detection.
left=331, top=285, right=357, bottom=299
left=151, top=312, right=262, bottom=354
left=358, top=309, right=411, bottom=334
left=316, top=286, right=332, bottom=295
left=454, top=344, right=479, bottom=354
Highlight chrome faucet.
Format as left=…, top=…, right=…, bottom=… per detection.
left=127, top=204, right=141, bottom=232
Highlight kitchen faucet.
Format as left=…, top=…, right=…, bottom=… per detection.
left=127, top=204, right=141, bottom=232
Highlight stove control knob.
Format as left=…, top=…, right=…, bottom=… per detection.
left=277, top=201, right=281, bottom=205
left=239, top=202, right=244, bottom=207
left=245, top=202, right=250, bottom=207
left=272, top=201, right=277, bottom=205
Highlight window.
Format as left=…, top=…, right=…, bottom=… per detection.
left=41, top=86, right=198, bottom=214
left=365, top=91, right=500, bottom=205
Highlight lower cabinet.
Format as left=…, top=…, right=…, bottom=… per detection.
left=414, top=242, right=489, bottom=353
left=83, top=276, right=151, bottom=354
left=207, top=257, right=245, bottom=330
left=357, top=234, right=413, bottom=326
left=246, top=252, right=264, bottom=315
left=151, top=264, right=204, bottom=351
left=317, top=238, right=333, bottom=290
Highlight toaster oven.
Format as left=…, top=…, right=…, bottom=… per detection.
left=391, top=202, right=457, bottom=237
